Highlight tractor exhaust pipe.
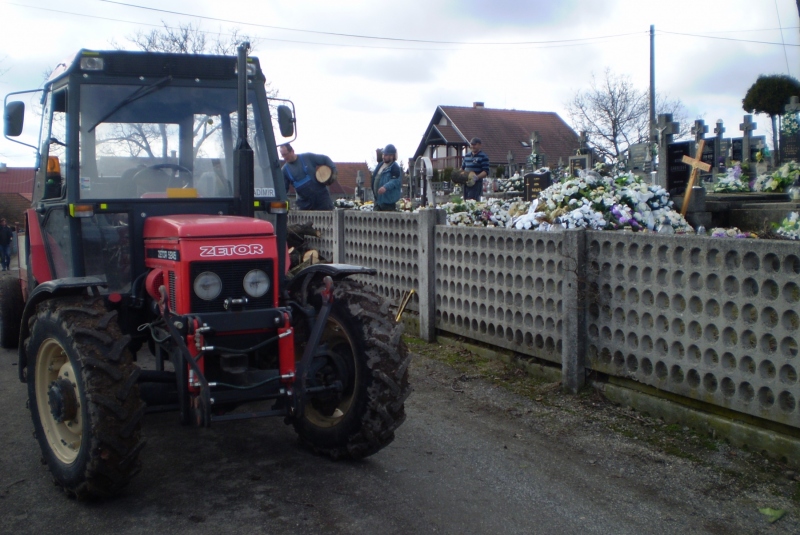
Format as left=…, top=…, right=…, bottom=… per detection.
left=234, top=42, right=254, bottom=218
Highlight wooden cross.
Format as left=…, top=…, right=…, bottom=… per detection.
left=680, top=139, right=712, bottom=217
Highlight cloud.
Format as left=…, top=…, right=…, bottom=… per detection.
left=324, top=50, right=440, bottom=83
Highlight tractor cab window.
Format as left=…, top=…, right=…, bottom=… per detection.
left=78, top=84, right=276, bottom=200
left=35, top=89, right=67, bottom=203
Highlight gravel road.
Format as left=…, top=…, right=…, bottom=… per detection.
left=1, top=340, right=798, bottom=534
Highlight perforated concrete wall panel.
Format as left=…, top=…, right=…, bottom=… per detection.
left=586, top=231, right=800, bottom=428
left=435, top=227, right=564, bottom=364
left=343, top=212, right=420, bottom=306
left=288, top=211, right=334, bottom=261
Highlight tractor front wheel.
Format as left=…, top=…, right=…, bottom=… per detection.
left=26, top=295, right=145, bottom=499
left=292, top=279, right=411, bottom=459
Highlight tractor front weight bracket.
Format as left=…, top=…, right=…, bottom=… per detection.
left=294, top=276, right=334, bottom=420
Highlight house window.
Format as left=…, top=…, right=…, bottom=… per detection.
left=438, top=117, right=448, bottom=126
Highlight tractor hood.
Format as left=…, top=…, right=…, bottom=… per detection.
left=144, top=215, right=274, bottom=239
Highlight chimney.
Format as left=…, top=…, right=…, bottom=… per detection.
left=0, top=163, right=6, bottom=173
left=473, top=102, right=484, bottom=109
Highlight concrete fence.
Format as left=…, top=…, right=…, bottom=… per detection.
left=289, top=209, right=800, bottom=431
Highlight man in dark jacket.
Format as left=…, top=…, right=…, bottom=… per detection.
left=279, top=143, right=335, bottom=211
left=371, top=144, right=403, bottom=211
left=461, top=137, right=490, bottom=201
left=0, top=218, right=13, bottom=271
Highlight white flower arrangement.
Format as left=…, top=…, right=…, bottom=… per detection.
left=713, top=165, right=749, bottom=193
left=752, top=162, right=799, bottom=193
left=333, top=198, right=358, bottom=209
left=776, top=212, right=800, bottom=240
left=511, top=169, right=692, bottom=233
left=495, top=173, right=525, bottom=193
left=441, top=198, right=530, bottom=227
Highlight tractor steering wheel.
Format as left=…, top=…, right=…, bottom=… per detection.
left=133, top=163, right=193, bottom=193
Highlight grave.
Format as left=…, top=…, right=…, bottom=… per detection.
left=626, top=143, right=651, bottom=177
left=523, top=169, right=552, bottom=201
left=781, top=96, right=800, bottom=164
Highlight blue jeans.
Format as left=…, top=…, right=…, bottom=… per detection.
left=0, top=244, right=10, bottom=269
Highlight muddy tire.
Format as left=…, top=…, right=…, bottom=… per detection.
left=26, top=295, right=145, bottom=499
left=292, top=279, right=411, bottom=460
left=0, top=275, right=23, bottom=348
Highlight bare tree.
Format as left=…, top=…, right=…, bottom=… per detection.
left=566, top=68, right=687, bottom=165
left=105, top=22, right=278, bottom=159
left=124, top=22, right=256, bottom=56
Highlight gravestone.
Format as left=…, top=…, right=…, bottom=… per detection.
left=731, top=136, right=766, bottom=163
left=713, top=120, right=725, bottom=177
left=699, top=139, right=716, bottom=185
left=666, top=141, right=692, bottom=196
left=568, top=155, right=590, bottom=177
left=524, top=169, right=552, bottom=201
left=627, top=143, right=651, bottom=175
left=781, top=132, right=800, bottom=163
left=738, top=115, right=757, bottom=165
left=654, top=113, right=680, bottom=188
left=781, top=96, right=800, bottom=163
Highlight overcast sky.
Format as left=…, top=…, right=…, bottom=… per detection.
left=1, top=0, right=798, bottom=168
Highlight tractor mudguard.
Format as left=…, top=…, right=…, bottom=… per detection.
left=17, top=276, right=107, bottom=383
left=286, top=263, right=376, bottom=305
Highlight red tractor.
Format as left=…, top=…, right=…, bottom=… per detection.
left=1, top=44, right=409, bottom=499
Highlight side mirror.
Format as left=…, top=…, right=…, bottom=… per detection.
left=277, top=105, right=294, bottom=138
left=4, top=101, right=25, bottom=137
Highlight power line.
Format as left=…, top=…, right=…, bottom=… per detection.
left=773, top=0, right=792, bottom=76
left=4, top=1, right=647, bottom=51
left=4, top=2, right=798, bottom=52
left=97, top=0, right=644, bottom=46
left=658, top=30, right=800, bottom=47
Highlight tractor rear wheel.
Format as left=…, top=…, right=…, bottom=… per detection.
left=0, top=275, right=23, bottom=348
left=26, top=295, right=145, bottom=499
left=292, top=279, right=411, bottom=459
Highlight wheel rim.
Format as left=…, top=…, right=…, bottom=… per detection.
left=35, top=338, right=82, bottom=464
left=304, top=315, right=359, bottom=428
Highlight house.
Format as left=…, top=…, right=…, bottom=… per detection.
left=413, top=102, right=581, bottom=176
left=0, top=166, right=34, bottom=226
left=328, top=162, right=371, bottom=197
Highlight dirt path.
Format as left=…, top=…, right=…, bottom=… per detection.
left=0, top=337, right=797, bottom=534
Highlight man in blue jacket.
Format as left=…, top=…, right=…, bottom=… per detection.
left=461, top=137, right=490, bottom=201
left=371, top=144, right=403, bottom=211
left=279, top=143, right=335, bottom=210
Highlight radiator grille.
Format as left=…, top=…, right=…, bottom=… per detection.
left=189, top=259, right=274, bottom=313
left=168, top=271, right=176, bottom=312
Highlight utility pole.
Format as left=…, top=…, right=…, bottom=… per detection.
left=649, top=25, right=656, bottom=138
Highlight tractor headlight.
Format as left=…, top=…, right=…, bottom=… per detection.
left=243, top=269, right=270, bottom=298
left=193, top=271, right=222, bottom=301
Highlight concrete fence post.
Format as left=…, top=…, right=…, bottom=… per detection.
left=332, top=209, right=345, bottom=263
left=562, top=228, right=587, bottom=393
left=418, top=208, right=445, bottom=342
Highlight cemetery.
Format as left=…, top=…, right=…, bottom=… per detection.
left=298, top=98, right=800, bottom=462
